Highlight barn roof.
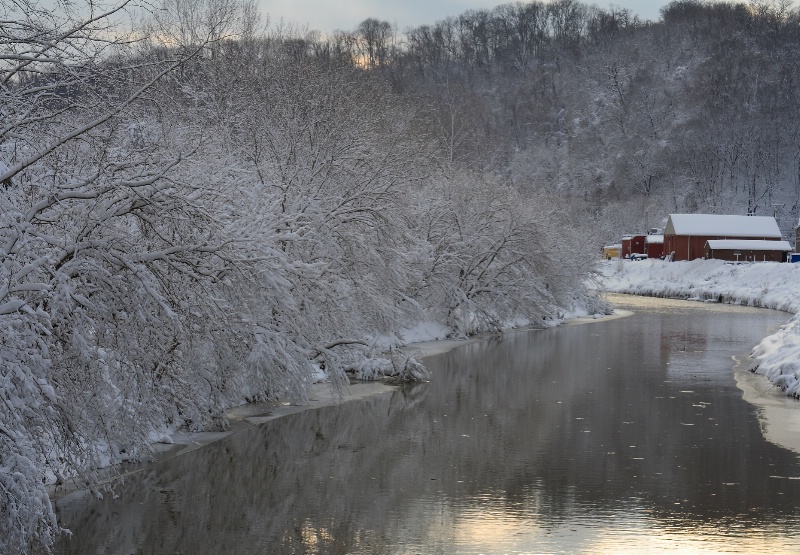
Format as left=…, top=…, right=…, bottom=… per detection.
left=665, top=214, right=782, bottom=238
left=706, top=239, right=792, bottom=251
left=646, top=234, right=664, bottom=244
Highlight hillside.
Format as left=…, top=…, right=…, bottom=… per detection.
left=374, top=0, right=800, bottom=242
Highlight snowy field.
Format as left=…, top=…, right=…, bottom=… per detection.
left=599, top=259, right=800, bottom=398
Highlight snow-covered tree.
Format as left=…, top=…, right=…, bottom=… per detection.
left=407, top=172, right=602, bottom=335
left=0, top=2, right=287, bottom=551
left=1, top=3, right=618, bottom=551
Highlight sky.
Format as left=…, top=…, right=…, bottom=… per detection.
left=257, top=0, right=671, bottom=33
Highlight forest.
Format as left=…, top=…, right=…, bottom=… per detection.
left=2, top=0, right=799, bottom=551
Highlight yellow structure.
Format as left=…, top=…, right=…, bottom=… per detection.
left=602, top=244, right=621, bottom=260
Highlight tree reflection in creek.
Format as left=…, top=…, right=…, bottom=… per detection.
left=55, top=296, right=800, bottom=554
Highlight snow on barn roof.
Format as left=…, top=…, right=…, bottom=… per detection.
left=646, top=234, right=664, bottom=244
left=706, top=239, right=792, bottom=251
left=665, top=214, right=782, bottom=238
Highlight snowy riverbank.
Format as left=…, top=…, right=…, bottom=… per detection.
left=598, top=259, right=800, bottom=398
left=165, top=310, right=629, bottom=458
left=53, top=308, right=626, bottom=502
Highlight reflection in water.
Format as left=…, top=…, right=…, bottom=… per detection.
left=55, top=296, right=800, bottom=554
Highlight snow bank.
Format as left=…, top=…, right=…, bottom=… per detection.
left=598, top=259, right=800, bottom=398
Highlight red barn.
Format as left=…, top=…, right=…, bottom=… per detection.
left=621, top=235, right=632, bottom=258
left=629, top=234, right=646, bottom=256
left=663, top=214, right=783, bottom=261
left=704, top=240, right=791, bottom=262
left=645, top=234, right=664, bottom=259
left=621, top=234, right=645, bottom=258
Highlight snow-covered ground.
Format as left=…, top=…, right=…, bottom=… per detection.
left=599, top=259, right=800, bottom=398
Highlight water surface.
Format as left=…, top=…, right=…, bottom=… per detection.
left=55, top=295, right=800, bottom=554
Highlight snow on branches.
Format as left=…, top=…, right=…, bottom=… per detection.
left=0, top=3, right=600, bottom=552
